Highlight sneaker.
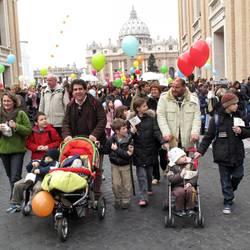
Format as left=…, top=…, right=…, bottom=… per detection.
left=102, top=174, right=105, bottom=180
left=175, top=210, right=186, bottom=217
left=6, top=204, right=21, bottom=213
left=222, top=205, right=232, bottom=215
left=152, top=179, right=159, bottom=185
left=186, top=209, right=196, bottom=216
left=138, top=200, right=147, bottom=206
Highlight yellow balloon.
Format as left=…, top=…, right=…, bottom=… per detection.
left=70, top=73, right=77, bottom=79
left=121, top=76, right=126, bottom=81
left=133, top=60, right=139, bottom=68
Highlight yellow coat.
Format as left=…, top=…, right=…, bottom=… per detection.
left=157, top=89, right=201, bottom=149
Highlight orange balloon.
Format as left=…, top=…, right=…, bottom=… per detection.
left=136, top=55, right=144, bottom=65
left=32, top=191, right=55, bottom=217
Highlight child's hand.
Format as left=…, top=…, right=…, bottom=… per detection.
left=184, top=183, right=192, bottom=190
left=180, top=169, right=186, bottom=178
left=111, top=143, right=118, bottom=151
left=43, top=145, right=49, bottom=151
left=37, top=145, right=44, bottom=151
left=162, top=143, right=169, bottom=151
left=33, top=169, right=40, bottom=174
left=232, top=126, right=242, bottom=134
left=32, top=162, right=39, bottom=168
left=130, top=125, right=137, bottom=134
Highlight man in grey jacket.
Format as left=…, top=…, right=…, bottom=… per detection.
left=39, top=74, right=69, bottom=136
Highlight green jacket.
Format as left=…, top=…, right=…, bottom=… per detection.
left=0, top=110, right=32, bottom=154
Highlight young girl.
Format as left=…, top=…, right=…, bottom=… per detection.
left=105, top=99, right=114, bottom=138
left=114, top=105, right=129, bottom=120
left=26, top=112, right=62, bottom=160
left=129, top=97, right=168, bottom=206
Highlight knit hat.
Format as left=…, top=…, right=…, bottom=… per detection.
left=221, top=92, right=239, bottom=108
left=44, top=149, right=60, bottom=161
left=168, top=147, right=186, bottom=167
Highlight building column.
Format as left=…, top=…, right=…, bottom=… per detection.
left=121, top=61, right=125, bottom=71
left=109, top=62, right=113, bottom=81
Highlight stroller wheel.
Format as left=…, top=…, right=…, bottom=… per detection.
left=56, top=217, right=68, bottom=242
left=164, top=214, right=174, bottom=228
left=194, top=214, right=205, bottom=228
left=21, top=201, right=31, bottom=216
left=198, top=216, right=205, bottom=228
left=162, top=200, right=168, bottom=211
left=97, top=196, right=106, bottom=220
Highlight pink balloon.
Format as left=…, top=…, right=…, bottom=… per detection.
left=190, top=40, right=210, bottom=68
left=91, top=69, right=97, bottom=76
left=177, top=52, right=195, bottom=77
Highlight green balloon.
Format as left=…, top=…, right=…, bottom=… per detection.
left=91, top=53, right=106, bottom=72
left=113, top=78, right=123, bottom=88
left=0, top=64, right=5, bottom=73
left=160, top=65, right=168, bottom=74
left=40, top=68, right=48, bottom=76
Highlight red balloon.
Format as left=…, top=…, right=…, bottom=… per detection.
left=190, top=40, right=209, bottom=67
left=135, top=69, right=141, bottom=75
left=177, top=52, right=195, bottom=77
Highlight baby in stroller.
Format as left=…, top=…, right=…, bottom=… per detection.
left=6, top=149, right=59, bottom=214
left=167, top=147, right=198, bottom=217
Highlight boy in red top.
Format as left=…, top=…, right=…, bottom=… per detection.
left=26, top=112, right=62, bottom=159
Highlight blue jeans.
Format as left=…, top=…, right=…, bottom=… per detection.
left=0, top=153, right=25, bottom=193
left=136, top=166, right=153, bottom=201
left=218, top=164, right=244, bottom=205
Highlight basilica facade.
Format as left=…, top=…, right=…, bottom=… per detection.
left=85, top=7, right=179, bottom=81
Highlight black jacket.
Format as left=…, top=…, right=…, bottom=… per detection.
left=130, top=110, right=164, bottom=167
left=102, top=134, right=133, bottom=166
left=198, top=109, right=250, bottom=166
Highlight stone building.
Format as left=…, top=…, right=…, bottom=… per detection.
left=0, top=0, right=22, bottom=86
left=178, top=0, right=250, bottom=81
left=85, top=7, right=179, bottom=81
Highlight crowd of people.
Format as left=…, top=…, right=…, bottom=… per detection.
left=0, top=73, right=250, bottom=215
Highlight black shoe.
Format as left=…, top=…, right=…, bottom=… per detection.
left=175, top=210, right=186, bottom=217
left=121, top=203, right=130, bottom=209
left=186, top=209, right=196, bottom=216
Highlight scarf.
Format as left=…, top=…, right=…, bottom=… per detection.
left=0, top=108, right=20, bottom=123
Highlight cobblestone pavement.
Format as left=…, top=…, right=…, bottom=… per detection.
left=1, top=148, right=250, bottom=250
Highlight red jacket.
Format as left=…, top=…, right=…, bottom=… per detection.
left=26, top=124, right=62, bottom=159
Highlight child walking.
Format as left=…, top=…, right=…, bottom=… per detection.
left=195, top=92, right=250, bottom=214
left=103, top=118, right=134, bottom=209
left=129, top=97, right=168, bottom=206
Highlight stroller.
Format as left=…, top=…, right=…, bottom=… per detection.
left=163, top=147, right=205, bottom=228
left=33, top=137, right=105, bottom=241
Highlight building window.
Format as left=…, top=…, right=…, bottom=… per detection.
left=182, top=0, right=187, bottom=35
left=193, top=0, right=201, bottom=19
left=169, top=45, right=173, bottom=50
left=139, top=48, right=142, bottom=52
left=158, top=47, right=161, bottom=51
left=92, top=49, right=96, bottom=55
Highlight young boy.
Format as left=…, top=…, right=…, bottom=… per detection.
left=102, top=118, right=134, bottom=209
left=26, top=112, right=61, bottom=160
left=167, top=147, right=198, bottom=217
left=195, top=92, right=250, bottom=214
left=6, top=149, right=60, bottom=213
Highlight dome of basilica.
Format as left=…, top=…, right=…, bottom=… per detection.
left=119, top=7, right=151, bottom=40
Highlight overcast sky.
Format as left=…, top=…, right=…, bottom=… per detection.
left=17, top=0, right=179, bottom=70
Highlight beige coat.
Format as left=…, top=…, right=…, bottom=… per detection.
left=157, top=89, right=201, bottom=149
left=39, top=84, right=69, bottom=127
